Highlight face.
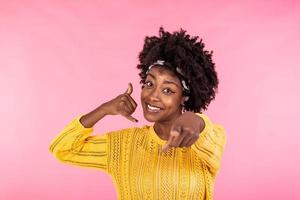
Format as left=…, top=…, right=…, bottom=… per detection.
left=141, top=66, right=185, bottom=123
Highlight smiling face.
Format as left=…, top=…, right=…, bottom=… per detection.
left=141, top=66, right=185, bottom=123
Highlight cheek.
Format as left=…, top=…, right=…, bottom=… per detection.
left=163, top=96, right=182, bottom=108
left=140, top=89, right=147, bottom=100
left=140, top=89, right=150, bottom=104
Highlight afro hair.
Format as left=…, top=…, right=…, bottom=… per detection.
left=137, top=27, right=219, bottom=113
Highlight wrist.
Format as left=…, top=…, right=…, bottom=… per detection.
left=97, top=103, right=110, bottom=116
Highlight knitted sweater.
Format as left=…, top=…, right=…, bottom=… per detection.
left=49, top=113, right=226, bottom=200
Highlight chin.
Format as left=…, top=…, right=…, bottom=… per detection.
left=142, top=110, right=159, bottom=122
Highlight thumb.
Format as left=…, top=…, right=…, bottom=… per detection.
left=124, top=82, right=133, bottom=95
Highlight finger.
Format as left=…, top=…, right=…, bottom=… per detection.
left=119, top=101, right=134, bottom=117
left=172, top=130, right=187, bottom=147
left=123, top=114, right=138, bottom=123
left=161, top=135, right=176, bottom=153
left=179, top=127, right=197, bottom=147
left=124, top=82, right=133, bottom=95
left=119, top=102, right=138, bottom=122
left=123, top=95, right=137, bottom=111
left=122, top=96, right=134, bottom=112
left=119, top=100, right=132, bottom=113
left=180, top=135, right=194, bottom=147
left=124, top=94, right=137, bottom=108
left=170, top=123, right=182, bottom=136
left=169, top=125, right=182, bottom=147
left=181, top=131, right=199, bottom=147
left=185, top=136, right=198, bottom=147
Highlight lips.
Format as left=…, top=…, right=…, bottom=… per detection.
left=145, top=103, right=163, bottom=113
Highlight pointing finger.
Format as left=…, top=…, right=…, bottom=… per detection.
left=161, top=135, right=176, bottom=153
left=172, top=130, right=187, bottom=147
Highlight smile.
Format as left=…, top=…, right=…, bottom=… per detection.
left=146, top=103, right=163, bottom=113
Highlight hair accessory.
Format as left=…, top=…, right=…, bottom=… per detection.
left=146, top=60, right=190, bottom=102
left=176, top=67, right=190, bottom=91
left=146, top=60, right=165, bottom=74
left=181, top=80, right=190, bottom=91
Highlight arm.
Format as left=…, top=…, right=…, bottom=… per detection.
left=49, top=83, right=138, bottom=171
left=192, top=113, right=227, bottom=177
left=49, top=113, right=110, bottom=172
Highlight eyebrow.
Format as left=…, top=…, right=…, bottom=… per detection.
left=147, top=73, right=180, bottom=88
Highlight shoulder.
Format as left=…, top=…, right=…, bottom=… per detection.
left=213, top=123, right=227, bottom=145
left=196, top=113, right=227, bottom=139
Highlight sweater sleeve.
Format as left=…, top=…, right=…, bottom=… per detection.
left=191, top=113, right=227, bottom=177
left=49, top=115, right=109, bottom=173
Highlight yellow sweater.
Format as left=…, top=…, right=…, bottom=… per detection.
left=49, top=113, right=226, bottom=200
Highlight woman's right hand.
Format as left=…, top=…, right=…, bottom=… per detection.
left=101, top=83, right=138, bottom=122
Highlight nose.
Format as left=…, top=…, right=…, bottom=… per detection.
left=148, top=87, right=160, bottom=102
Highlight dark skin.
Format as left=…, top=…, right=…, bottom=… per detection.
left=80, top=65, right=205, bottom=153
left=140, top=66, right=205, bottom=152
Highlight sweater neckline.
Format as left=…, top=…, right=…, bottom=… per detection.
left=149, top=126, right=168, bottom=145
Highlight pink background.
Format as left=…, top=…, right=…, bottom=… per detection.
left=1, top=0, right=299, bottom=199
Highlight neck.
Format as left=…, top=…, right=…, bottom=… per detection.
left=153, top=110, right=182, bottom=141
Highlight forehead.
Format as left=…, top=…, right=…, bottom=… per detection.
left=146, top=66, right=180, bottom=82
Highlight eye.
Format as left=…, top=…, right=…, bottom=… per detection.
left=163, top=88, right=174, bottom=94
left=144, top=80, right=152, bottom=87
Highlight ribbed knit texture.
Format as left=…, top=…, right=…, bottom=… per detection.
left=49, top=113, right=226, bottom=200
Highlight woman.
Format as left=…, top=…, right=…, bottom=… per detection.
left=49, top=27, right=227, bottom=200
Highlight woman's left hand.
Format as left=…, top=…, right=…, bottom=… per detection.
left=161, top=111, right=205, bottom=153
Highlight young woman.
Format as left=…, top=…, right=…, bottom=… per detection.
left=49, top=27, right=227, bottom=200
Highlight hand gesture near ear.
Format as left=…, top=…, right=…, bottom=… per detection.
left=79, top=83, right=138, bottom=128
left=102, top=83, right=138, bottom=122
left=161, top=111, right=205, bottom=153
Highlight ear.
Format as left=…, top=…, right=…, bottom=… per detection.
left=180, top=96, right=186, bottom=105
left=181, top=96, right=189, bottom=105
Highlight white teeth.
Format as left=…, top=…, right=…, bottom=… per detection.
left=147, top=104, right=161, bottom=111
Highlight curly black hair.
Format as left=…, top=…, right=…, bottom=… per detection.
left=137, top=27, right=219, bottom=113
